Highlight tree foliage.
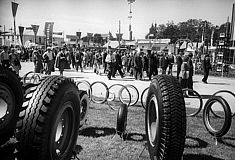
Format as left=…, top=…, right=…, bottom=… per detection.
left=147, top=19, right=229, bottom=44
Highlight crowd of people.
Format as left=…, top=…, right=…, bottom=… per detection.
left=0, top=45, right=212, bottom=89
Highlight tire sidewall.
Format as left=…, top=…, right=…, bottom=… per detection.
left=145, top=80, right=163, bottom=156
left=116, top=104, right=128, bottom=135
left=48, top=84, right=80, bottom=160
left=203, top=97, right=232, bottom=137
left=79, top=90, right=89, bottom=127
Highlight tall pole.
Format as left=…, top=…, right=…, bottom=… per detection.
left=3, top=25, right=6, bottom=45
left=128, top=0, right=135, bottom=41
left=118, top=20, right=121, bottom=49
left=13, top=17, right=16, bottom=43
left=11, top=1, right=19, bottom=45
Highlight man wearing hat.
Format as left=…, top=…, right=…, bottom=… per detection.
left=0, top=46, right=10, bottom=68
left=202, top=54, right=212, bottom=84
left=43, top=47, right=54, bottom=75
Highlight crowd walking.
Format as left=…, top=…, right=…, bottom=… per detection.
left=0, top=45, right=213, bottom=90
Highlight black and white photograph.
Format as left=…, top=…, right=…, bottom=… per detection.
left=0, top=0, right=235, bottom=159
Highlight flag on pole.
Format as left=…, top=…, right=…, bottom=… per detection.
left=31, top=25, right=39, bottom=36
left=76, top=32, right=81, bottom=39
left=18, top=26, right=24, bottom=45
left=87, top=33, right=93, bottom=37
left=44, top=22, right=54, bottom=46
left=116, top=33, right=123, bottom=41
left=11, top=1, right=18, bottom=18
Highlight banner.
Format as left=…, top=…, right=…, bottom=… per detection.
left=53, top=32, right=63, bottom=35
left=31, top=25, right=39, bottom=36
left=18, top=26, right=24, bottom=46
left=76, top=32, right=81, bottom=39
left=127, top=0, right=135, bottom=3
left=231, top=3, right=235, bottom=42
left=44, top=22, right=54, bottom=46
left=11, top=2, right=18, bottom=18
left=116, top=33, right=123, bottom=41
left=87, top=33, right=93, bottom=38
left=26, top=27, right=33, bottom=30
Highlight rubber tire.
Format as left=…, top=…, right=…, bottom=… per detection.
left=119, top=84, right=139, bottom=106
left=116, top=104, right=128, bottom=136
left=76, top=80, right=92, bottom=102
left=203, top=96, right=232, bottom=137
left=16, top=76, right=80, bottom=160
left=211, top=90, right=235, bottom=118
left=90, top=81, right=109, bottom=104
left=108, top=84, right=131, bottom=107
left=79, top=90, right=89, bottom=127
left=145, top=75, right=186, bottom=160
left=0, top=66, right=23, bottom=145
left=22, top=71, right=41, bottom=84
left=141, top=87, right=149, bottom=110
left=182, top=88, right=203, bottom=117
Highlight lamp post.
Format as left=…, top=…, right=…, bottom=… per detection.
left=127, top=0, right=135, bottom=41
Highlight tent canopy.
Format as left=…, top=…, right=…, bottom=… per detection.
left=103, top=40, right=121, bottom=48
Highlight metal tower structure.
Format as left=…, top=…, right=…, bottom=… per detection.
left=127, top=0, right=135, bottom=41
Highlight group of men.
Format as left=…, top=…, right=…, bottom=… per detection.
left=104, top=48, right=175, bottom=80
left=1, top=45, right=212, bottom=87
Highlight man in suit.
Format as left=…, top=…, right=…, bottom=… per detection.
left=176, top=51, right=183, bottom=79
left=202, top=54, right=212, bottom=84
left=161, top=52, right=169, bottom=74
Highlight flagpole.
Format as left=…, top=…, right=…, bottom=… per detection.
left=3, top=25, right=6, bottom=45
left=13, top=17, right=16, bottom=44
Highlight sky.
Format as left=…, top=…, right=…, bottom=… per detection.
left=0, top=0, right=234, bottom=39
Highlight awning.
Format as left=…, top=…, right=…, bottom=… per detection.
left=125, top=41, right=136, bottom=46
left=103, top=41, right=120, bottom=48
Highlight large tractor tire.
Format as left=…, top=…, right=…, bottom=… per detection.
left=0, top=66, right=23, bottom=145
left=145, top=75, right=186, bottom=160
left=16, top=76, right=80, bottom=160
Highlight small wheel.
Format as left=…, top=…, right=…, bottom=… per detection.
left=29, top=73, right=41, bottom=84
left=79, top=90, right=89, bottom=127
left=119, top=84, right=139, bottom=106
left=145, top=75, right=186, bottom=160
left=141, top=87, right=149, bottom=109
left=76, top=80, right=92, bottom=101
left=90, top=81, right=109, bottom=104
left=116, top=104, right=128, bottom=136
left=211, top=90, right=235, bottom=118
left=182, top=88, right=203, bottom=117
left=203, top=96, right=232, bottom=137
left=107, top=84, right=131, bottom=110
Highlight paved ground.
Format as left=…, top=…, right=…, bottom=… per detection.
left=19, top=62, right=235, bottom=113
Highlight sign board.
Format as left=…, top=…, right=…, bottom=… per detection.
left=127, top=0, right=135, bottom=3
left=220, top=33, right=225, bottom=38
left=66, top=35, right=78, bottom=40
left=44, top=22, right=54, bottom=46
left=219, top=40, right=224, bottom=46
